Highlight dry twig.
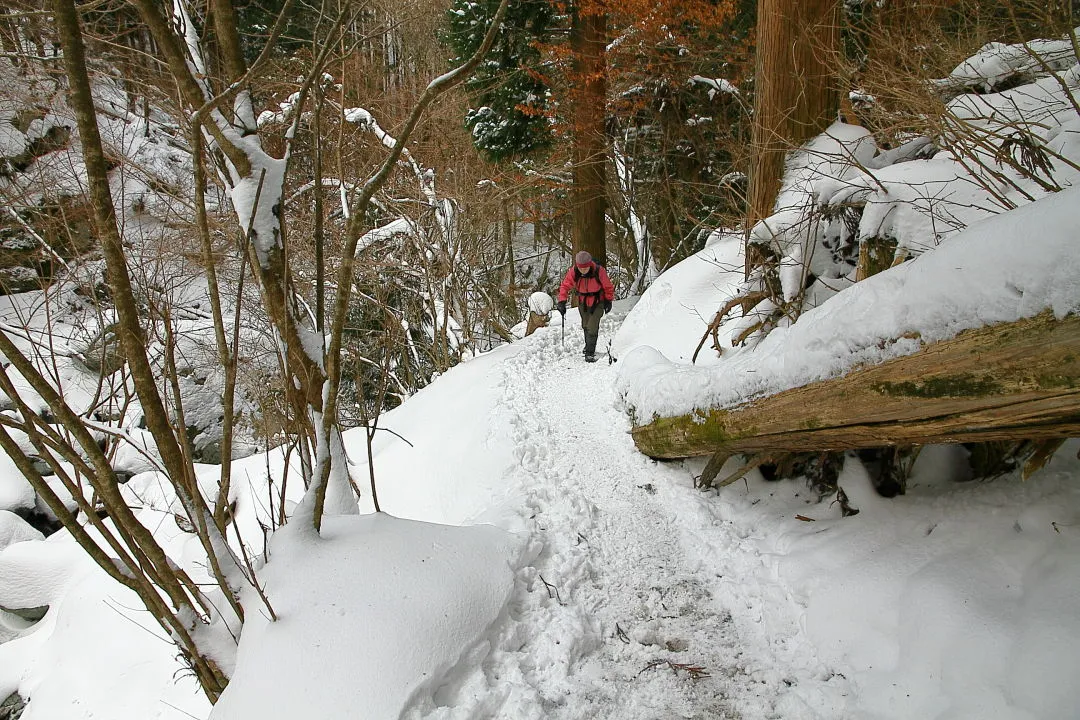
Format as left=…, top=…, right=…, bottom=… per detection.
left=637, top=659, right=711, bottom=680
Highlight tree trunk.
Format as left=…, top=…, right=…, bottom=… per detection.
left=632, top=312, right=1080, bottom=459
left=746, top=0, right=841, bottom=240
left=50, top=0, right=232, bottom=699
left=314, top=86, right=326, bottom=332
left=856, top=235, right=897, bottom=281
left=503, top=199, right=516, bottom=291
left=571, top=8, right=608, bottom=265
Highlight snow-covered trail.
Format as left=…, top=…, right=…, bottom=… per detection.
left=406, top=313, right=849, bottom=720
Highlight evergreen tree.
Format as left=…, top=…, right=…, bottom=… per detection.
left=445, top=0, right=749, bottom=269
left=445, top=0, right=559, bottom=161
left=235, top=0, right=313, bottom=61
left=609, top=0, right=755, bottom=266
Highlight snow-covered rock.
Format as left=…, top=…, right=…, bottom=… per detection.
left=0, top=459, right=35, bottom=515
left=941, top=34, right=1079, bottom=92
left=0, top=511, right=42, bottom=551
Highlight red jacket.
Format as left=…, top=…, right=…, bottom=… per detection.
left=558, top=262, right=615, bottom=310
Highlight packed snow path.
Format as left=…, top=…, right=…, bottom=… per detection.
left=406, top=312, right=849, bottom=719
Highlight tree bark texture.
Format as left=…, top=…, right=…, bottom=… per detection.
left=571, top=8, right=608, bottom=266
left=746, top=0, right=841, bottom=229
left=632, top=312, right=1080, bottom=459
left=856, top=235, right=898, bottom=281
left=50, top=0, right=231, bottom=699
left=56, top=0, right=192, bottom=492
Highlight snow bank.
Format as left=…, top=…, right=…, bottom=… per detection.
left=616, top=183, right=1080, bottom=421
left=0, top=511, right=42, bottom=550
left=360, top=343, right=527, bottom=526
left=210, top=514, right=524, bottom=720
left=0, top=535, right=208, bottom=720
left=612, top=232, right=744, bottom=366
left=817, top=156, right=998, bottom=255
left=942, top=34, right=1079, bottom=92
left=701, top=443, right=1080, bottom=719
left=0, top=457, right=35, bottom=514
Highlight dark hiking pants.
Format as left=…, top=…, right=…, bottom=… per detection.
left=578, top=303, right=604, bottom=356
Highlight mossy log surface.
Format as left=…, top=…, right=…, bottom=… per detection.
left=633, top=312, right=1080, bottom=459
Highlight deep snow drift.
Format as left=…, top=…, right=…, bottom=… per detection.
left=210, top=515, right=524, bottom=720
left=3, top=301, right=1078, bottom=720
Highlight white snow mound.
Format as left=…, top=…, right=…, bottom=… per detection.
left=0, top=511, right=43, bottom=551
left=528, top=291, right=554, bottom=315
left=210, top=513, right=524, bottom=720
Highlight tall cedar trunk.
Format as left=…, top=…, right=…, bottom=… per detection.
left=571, top=9, right=608, bottom=266
left=746, top=0, right=841, bottom=273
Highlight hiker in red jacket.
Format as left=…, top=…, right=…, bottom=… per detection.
left=557, top=251, right=615, bottom=362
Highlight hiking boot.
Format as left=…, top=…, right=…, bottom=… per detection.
left=585, top=353, right=597, bottom=363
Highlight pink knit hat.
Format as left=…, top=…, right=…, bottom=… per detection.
left=575, top=250, right=592, bottom=265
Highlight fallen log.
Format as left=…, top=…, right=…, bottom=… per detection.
left=632, top=312, right=1080, bottom=459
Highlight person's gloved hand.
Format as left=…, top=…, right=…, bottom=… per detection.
left=603, top=300, right=612, bottom=313
left=557, top=301, right=566, bottom=316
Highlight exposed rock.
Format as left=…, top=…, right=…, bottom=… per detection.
left=34, top=197, right=96, bottom=258
left=192, top=439, right=223, bottom=465
left=72, top=278, right=110, bottom=303
left=0, top=103, right=72, bottom=177
left=28, top=456, right=53, bottom=477
left=0, top=198, right=97, bottom=295
left=0, top=266, right=40, bottom=294
left=27, top=124, right=70, bottom=159
left=80, top=323, right=126, bottom=376
left=13, top=509, right=63, bottom=538
left=0, top=605, right=46, bottom=623
left=0, top=691, right=26, bottom=720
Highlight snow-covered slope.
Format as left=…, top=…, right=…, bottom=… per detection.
left=211, top=515, right=523, bottom=720
left=614, top=183, right=1080, bottom=420
left=2, top=293, right=1078, bottom=720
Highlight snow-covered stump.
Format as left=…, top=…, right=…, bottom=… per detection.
left=525, top=292, right=553, bottom=337
left=631, top=312, right=1080, bottom=460
left=525, top=313, right=549, bottom=337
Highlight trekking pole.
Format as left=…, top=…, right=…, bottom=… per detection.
left=560, top=310, right=565, bottom=349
